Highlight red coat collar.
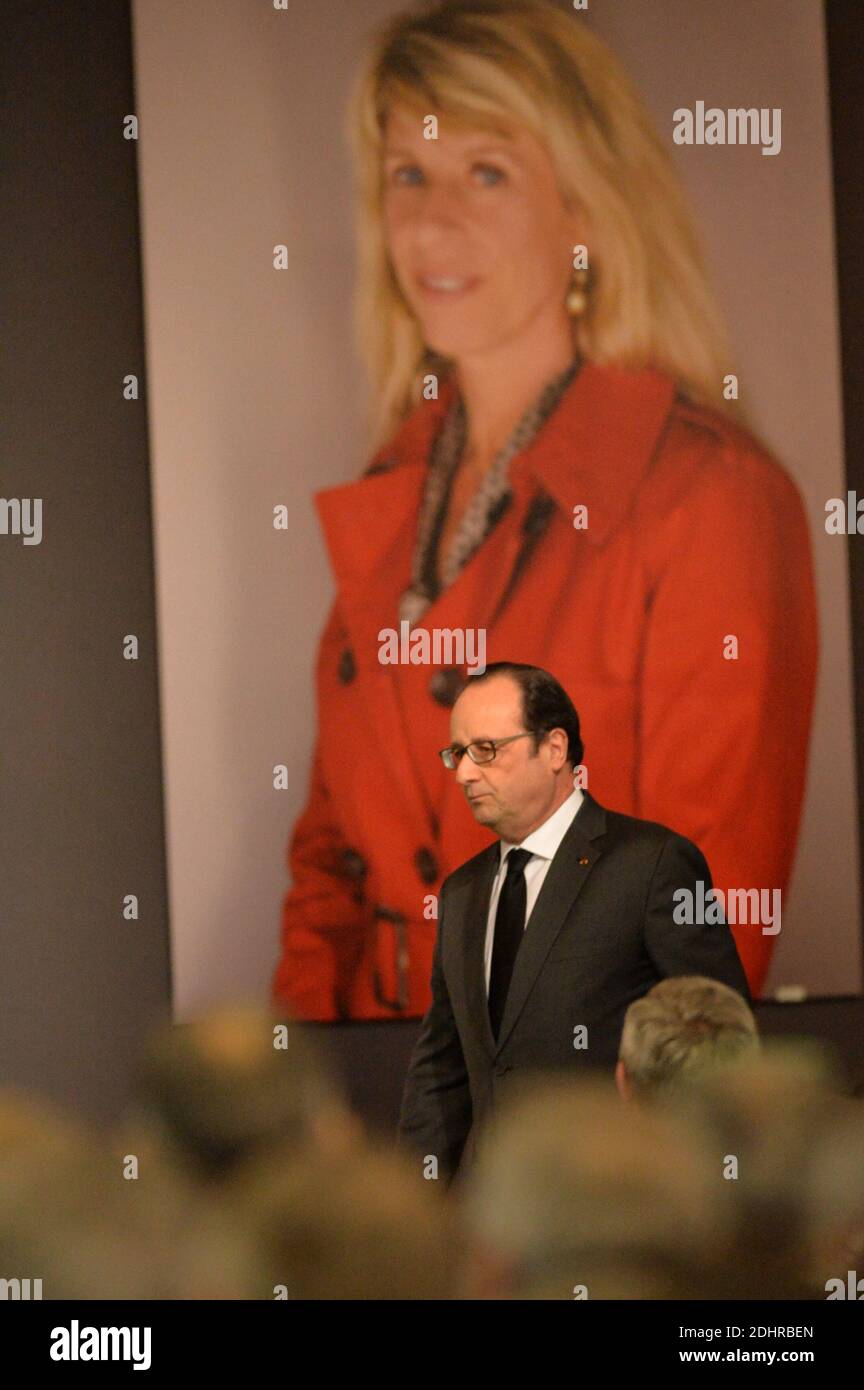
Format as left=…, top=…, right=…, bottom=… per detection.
left=315, top=361, right=678, bottom=593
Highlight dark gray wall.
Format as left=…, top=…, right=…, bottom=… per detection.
left=0, top=0, right=171, bottom=1121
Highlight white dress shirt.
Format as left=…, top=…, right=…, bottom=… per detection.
left=484, top=787, right=585, bottom=994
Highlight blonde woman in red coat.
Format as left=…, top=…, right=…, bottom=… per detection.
left=272, top=0, right=818, bottom=1019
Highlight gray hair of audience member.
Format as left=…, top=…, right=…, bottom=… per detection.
left=125, top=1001, right=359, bottom=1182
left=618, top=975, right=759, bottom=1102
left=458, top=1074, right=731, bottom=1300
left=226, top=1141, right=462, bottom=1300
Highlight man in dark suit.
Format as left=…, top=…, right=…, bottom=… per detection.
left=398, top=662, right=750, bottom=1184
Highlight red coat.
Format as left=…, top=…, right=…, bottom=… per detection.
left=272, top=363, right=818, bottom=1018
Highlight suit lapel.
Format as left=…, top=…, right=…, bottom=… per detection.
left=460, top=844, right=501, bottom=1058
left=458, top=791, right=609, bottom=1057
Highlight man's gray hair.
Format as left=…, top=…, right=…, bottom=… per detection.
left=619, top=975, right=759, bottom=1100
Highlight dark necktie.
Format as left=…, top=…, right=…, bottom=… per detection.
left=488, top=847, right=532, bottom=1041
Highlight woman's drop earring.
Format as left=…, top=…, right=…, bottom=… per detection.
left=566, top=267, right=590, bottom=317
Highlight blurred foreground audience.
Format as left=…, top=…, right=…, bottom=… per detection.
left=668, top=1043, right=864, bottom=1299
left=0, top=1090, right=206, bottom=1298
left=124, top=1001, right=362, bottom=1183
left=458, top=1076, right=733, bottom=1299
left=1, top=994, right=863, bottom=1299
left=227, top=1143, right=460, bottom=1299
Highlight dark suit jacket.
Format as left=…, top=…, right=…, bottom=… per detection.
left=397, top=789, right=750, bottom=1182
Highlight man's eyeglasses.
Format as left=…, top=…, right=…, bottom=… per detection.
left=439, top=732, right=533, bottom=770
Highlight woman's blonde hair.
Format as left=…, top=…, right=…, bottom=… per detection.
left=346, top=0, right=740, bottom=457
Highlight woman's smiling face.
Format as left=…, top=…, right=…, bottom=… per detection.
left=381, top=103, right=588, bottom=362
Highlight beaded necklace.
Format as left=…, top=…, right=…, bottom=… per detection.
left=398, top=354, right=581, bottom=626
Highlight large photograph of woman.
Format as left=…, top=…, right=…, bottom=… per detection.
left=271, top=0, right=819, bottom=1020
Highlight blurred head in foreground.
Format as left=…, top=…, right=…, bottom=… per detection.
left=123, top=1002, right=361, bottom=1186
left=457, top=1073, right=732, bottom=1299
left=617, top=974, right=760, bottom=1105
left=666, top=1040, right=864, bottom=1299
left=227, top=1141, right=461, bottom=1299
left=0, top=1089, right=229, bottom=1298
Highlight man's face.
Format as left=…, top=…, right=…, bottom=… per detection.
left=381, top=104, right=587, bottom=362
left=449, top=675, right=568, bottom=841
